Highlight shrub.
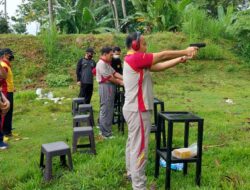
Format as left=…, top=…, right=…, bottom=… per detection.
left=226, top=9, right=250, bottom=63
left=45, top=73, right=73, bottom=87
left=182, top=5, right=223, bottom=40
left=39, top=25, right=58, bottom=59
left=197, top=44, right=224, bottom=60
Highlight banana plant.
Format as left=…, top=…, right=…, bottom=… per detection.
left=125, top=0, right=190, bottom=32
left=54, top=0, right=115, bottom=34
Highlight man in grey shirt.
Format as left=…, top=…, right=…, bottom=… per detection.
left=96, top=47, right=123, bottom=138
left=76, top=47, right=96, bottom=104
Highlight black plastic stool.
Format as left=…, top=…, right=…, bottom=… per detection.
left=151, top=97, right=166, bottom=146
left=72, top=97, right=85, bottom=115
left=155, top=111, right=204, bottom=190
left=78, top=104, right=95, bottom=127
left=72, top=127, right=96, bottom=154
left=73, top=114, right=91, bottom=127
left=40, top=141, right=73, bottom=181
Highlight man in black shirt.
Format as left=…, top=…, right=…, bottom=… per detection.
left=111, top=47, right=124, bottom=124
left=111, top=47, right=123, bottom=74
left=76, top=47, right=96, bottom=104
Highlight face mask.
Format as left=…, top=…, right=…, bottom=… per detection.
left=113, top=54, right=120, bottom=59
left=9, top=55, right=14, bottom=61
left=87, top=55, right=93, bottom=60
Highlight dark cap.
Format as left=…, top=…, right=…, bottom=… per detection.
left=86, top=47, right=95, bottom=54
left=2, top=48, right=14, bottom=55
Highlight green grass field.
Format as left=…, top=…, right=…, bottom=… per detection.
left=0, top=33, right=249, bottom=190
left=0, top=60, right=249, bottom=190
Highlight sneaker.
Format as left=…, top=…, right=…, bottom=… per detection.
left=103, top=135, right=115, bottom=140
left=123, top=173, right=132, bottom=182
left=4, top=133, right=13, bottom=138
left=107, top=135, right=115, bottom=139
left=0, top=141, right=8, bottom=150
left=3, top=136, right=9, bottom=142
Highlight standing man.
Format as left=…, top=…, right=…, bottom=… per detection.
left=123, top=32, right=198, bottom=190
left=111, top=46, right=123, bottom=74
left=76, top=47, right=96, bottom=104
left=0, top=49, right=10, bottom=149
left=111, top=46, right=123, bottom=124
left=0, top=48, right=15, bottom=137
left=96, top=47, right=123, bottom=139
left=0, top=91, right=10, bottom=149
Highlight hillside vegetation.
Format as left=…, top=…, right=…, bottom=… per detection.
left=0, top=33, right=249, bottom=190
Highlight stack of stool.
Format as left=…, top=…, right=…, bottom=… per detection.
left=72, top=98, right=96, bottom=154
left=72, top=97, right=85, bottom=115
left=40, top=141, right=73, bottom=181
left=73, top=114, right=92, bottom=127
left=78, top=104, right=95, bottom=127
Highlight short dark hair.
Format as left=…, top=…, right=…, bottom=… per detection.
left=86, top=47, right=95, bottom=54
left=113, top=46, right=121, bottom=52
left=101, top=46, right=113, bottom=55
left=125, top=32, right=140, bottom=49
left=0, top=49, right=3, bottom=57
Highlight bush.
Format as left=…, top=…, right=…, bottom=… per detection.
left=226, top=9, right=250, bottom=63
left=197, top=43, right=224, bottom=60
left=182, top=5, right=223, bottom=40
left=45, top=73, right=73, bottom=87
left=39, top=25, right=58, bottom=59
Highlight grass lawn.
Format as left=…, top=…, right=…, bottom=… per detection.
left=0, top=59, right=249, bottom=190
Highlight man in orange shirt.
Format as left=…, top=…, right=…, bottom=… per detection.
left=0, top=48, right=15, bottom=137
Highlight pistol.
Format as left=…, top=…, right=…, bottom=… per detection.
left=189, top=43, right=206, bottom=48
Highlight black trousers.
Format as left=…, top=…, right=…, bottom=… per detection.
left=3, top=92, right=13, bottom=135
left=79, top=83, right=93, bottom=104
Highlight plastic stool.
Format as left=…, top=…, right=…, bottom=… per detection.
left=72, top=127, right=96, bottom=154
left=73, top=114, right=91, bottom=127
left=78, top=104, right=95, bottom=127
left=39, top=141, right=73, bottom=181
left=72, top=97, right=85, bottom=115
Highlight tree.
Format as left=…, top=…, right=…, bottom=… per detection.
left=121, top=0, right=128, bottom=32
left=48, top=0, right=54, bottom=27
left=121, top=0, right=127, bottom=18
left=192, top=0, right=244, bottom=17
left=11, top=16, right=27, bottom=34
left=4, top=0, right=7, bottom=19
left=109, top=0, right=120, bottom=31
left=16, top=0, right=48, bottom=26
left=0, top=16, right=11, bottom=33
left=55, top=0, right=115, bottom=34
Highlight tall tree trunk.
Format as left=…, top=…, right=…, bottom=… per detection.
left=109, top=0, right=120, bottom=32
left=48, top=0, right=54, bottom=27
left=121, top=0, right=127, bottom=18
left=121, top=0, right=128, bottom=33
left=4, top=0, right=7, bottom=19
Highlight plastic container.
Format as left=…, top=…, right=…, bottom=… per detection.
left=172, top=143, right=197, bottom=159
left=160, top=158, right=183, bottom=171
